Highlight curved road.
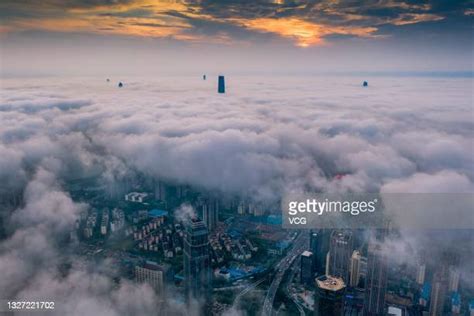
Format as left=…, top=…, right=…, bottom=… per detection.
left=261, top=232, right=308, bottom=316
left=233, top=278, right=266, bottom=308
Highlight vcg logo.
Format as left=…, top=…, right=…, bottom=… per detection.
left=288, top=216, right=307, bottom=225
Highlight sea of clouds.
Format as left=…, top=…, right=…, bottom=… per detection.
left=0, top=75, right=472, bottom=314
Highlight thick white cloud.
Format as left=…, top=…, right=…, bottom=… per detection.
left=1, top=76, right=472, bottom=198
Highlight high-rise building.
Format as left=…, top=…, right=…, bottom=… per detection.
left=416, top=263, right=426, bottom=285
left=252, top=204, right=265, bottom=216
left=135, top=261, right=168, bottom=296
left=183, top=218, right=211, bottom=303
left=154, top=180, right=167, bottom=203
left=315, top=275, right=346, bottom=316
left=363, top=242, right=387, bottom=316
left=301, top=251, right=314, bottom=286
left=218, top=75, right=225, bottom=93
left=350, top=250, right=362, bottom=288
left=237, top=201, right=246, bottom=215
left=448, top=266, right=460, bottom=292
left=202, top=199, right=218, bottom=231
left=310, top=230, right=330, bottom=275
left=328, top=230, right=353, bottom=282
left=429, top=269, right=448, bottom=316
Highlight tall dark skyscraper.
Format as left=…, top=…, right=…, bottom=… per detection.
left=218, top=75, right=225, bottom=93
left=300, top=250, right=314, bottom=286
left=363, top=242, right=388, bottom=316
left=315, top=275, right=346, bottom=316
left=310, top=230, right=320, bottom=272
left=202, top=198, right=218, bottom=232
left=183, top=218, right=211, bottom=303
left=310, top=229, right=331, bottom=275
left=328, top=230, right=353, bottom=283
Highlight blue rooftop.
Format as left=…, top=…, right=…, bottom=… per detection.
left=248, top=215, right=282, bottom=225
left=451, top=292, right=461, bottom=306
left=421, top=283, right=431, bottom=300
left=225, top=265, right=264, bottom=281
left=227, top=229, right=242, bottom=238
left=148, top=209, right=168, bottom=218
left=276, top=240, right=290, bottom=249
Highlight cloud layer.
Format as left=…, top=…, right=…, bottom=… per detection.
left=0, top=75, right=472, bottom=313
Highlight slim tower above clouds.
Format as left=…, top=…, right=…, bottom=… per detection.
left=218, top=75, right=225, bottom=93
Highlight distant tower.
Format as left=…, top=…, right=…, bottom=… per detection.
left=183, top=218, right=211, bottom=303
left=218, top=75, right=225, bottom=93
left=429, top=268, right=448, bottom=316
left=202, top=198, right=218, bottom=232
left=328, top=230, right=353, bottom=283
left=203, top=74, right=206, bottom=80
left=300, top=251, right=314, bottom=286
left=118, top=82, right=123, bottom=88
left=363, top=242, right=388, bottom=316
left=350, top=250, right=362, bottom=287
left=363, top=81, right=368, bottom=87
left=106, top=78, right=110, bottom=82
left=315, top=275, right=346, bottom=316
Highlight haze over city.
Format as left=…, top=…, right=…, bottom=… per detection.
left=0, top=1, right=473, bottom=316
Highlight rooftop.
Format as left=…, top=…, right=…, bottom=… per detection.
left=452, top=292, right=461, bottom=306
left=387, top=306, right=403, bottom=316
left=332, top=230, right=352, bottom=242
left=148, top=209, right=168, bottom=218
left=316, top=275, right=345, bottom=291
left=142, top=260, right=164, bottom=271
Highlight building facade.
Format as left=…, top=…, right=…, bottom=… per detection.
left=328, top=230, right=353, bottom=283
left=135, top=261, right=166, bottom=296
left=301, top=250, right=314, bottom=286
left=183, top=218, right=211, bottom=303
left=363, top=242, right=388, bottom=316
left=350, top=250, right=362, bottom=288
left=315, top=275, right=346, bottom=316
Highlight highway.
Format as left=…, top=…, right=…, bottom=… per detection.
left=261, top=232, right=308, bottom=316
left=233, top=277, right=266, bottom=308
left=286, top=262, right=305, bottom=316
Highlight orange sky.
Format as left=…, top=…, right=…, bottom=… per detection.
left=0, top=0, right=454, bottom=47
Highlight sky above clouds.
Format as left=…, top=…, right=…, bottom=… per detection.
left=0, top=0, right=472, bottom=76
